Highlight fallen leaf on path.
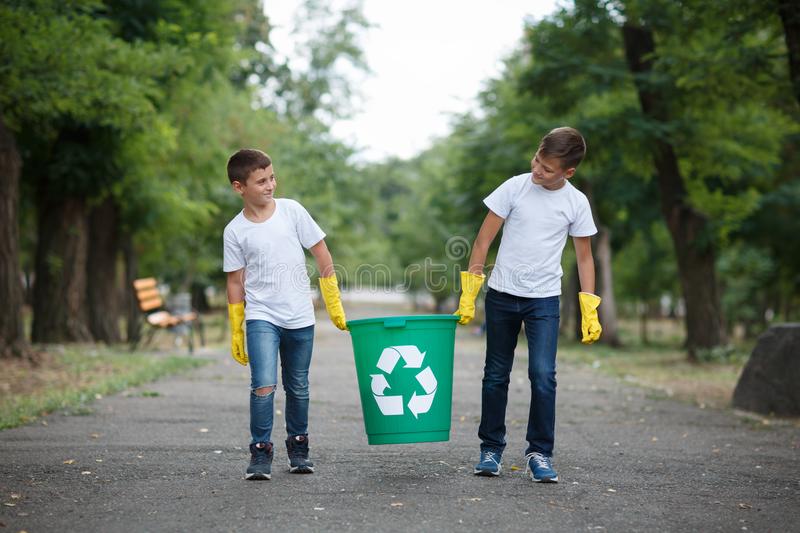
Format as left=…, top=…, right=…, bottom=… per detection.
left=468, top=498, right=481, bottom=502
left=89, top=433, right=101, bottom=439
left=63, top=460, right=75, bottom=465
left=3, top=503, right=15, bottom=507
left=390, top=502, right=403, bottom=507
left=10, top=494, right=20, bottom=500
left=510, top=466, right=521, bottom=471
left=651, top=437, right=658, bottom=442
left=199, top=428, right=209, bottom=433
left=313, top=507, right=325, bottom=511
left=81, top=471, right=92, bottom=475
left=607, top=488, right=617, bottom=493
left=738, top=503, right=752, bottom=509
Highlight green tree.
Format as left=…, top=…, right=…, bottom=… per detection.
left=0, top=0, right=171, bottom=352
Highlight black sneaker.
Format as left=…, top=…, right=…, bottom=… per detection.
left=246, top=442, right=273, bottom=480
left=286, top=434, right=314, bottom=473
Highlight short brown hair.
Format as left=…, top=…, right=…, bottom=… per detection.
left=227, top=149, right=272, bottom=184
left=538, top=127, right=586, bottom=169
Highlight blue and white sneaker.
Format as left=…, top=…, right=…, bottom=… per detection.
left=525, top=452, right=558, bottom=483
left=473, top=450, right=502, bottom=476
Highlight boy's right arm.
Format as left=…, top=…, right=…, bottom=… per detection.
left=455, top=211, right=504, bottom=325
left=226, top=269, right=248, bottom=366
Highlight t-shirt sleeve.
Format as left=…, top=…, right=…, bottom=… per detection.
left=222, top=225, right=245, bottom=272
left=483, top=176, right=518, bottom=219
left=291, top=201, right=327, bottom=249
left=569, top=194, right=598, bottom=237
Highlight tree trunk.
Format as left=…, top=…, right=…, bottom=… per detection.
left=87, top=196, right=121, bottom=343
left=640, top=300, right=649, bottom=345
left=778, top=0, right=800, bottom=106
left=122, top=232, right=141, bottom=344
left=0, top=117, right=35, bottom=360
left=31, top=195, right=93, bottom=343
left=572, top=263, right=582, bottom=342
left=622, top=22, right=724, bottom=361
left=595, top=226, right=622, bottom=347
left=560, top=264, right=578, bottom=337
left=191, top=281, right=210, bottom=312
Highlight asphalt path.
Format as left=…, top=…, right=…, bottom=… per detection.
left=2, top=306, right=799, bottom=532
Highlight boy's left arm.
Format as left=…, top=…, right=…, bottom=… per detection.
left=309, top=239, right=347, bottom=331
left=573, top=236, right=602, bottom=344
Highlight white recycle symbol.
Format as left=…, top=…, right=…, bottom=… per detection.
left=370, top=345, right=437, bottom=418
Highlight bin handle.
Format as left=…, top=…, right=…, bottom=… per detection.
left=383, top=317, right=406, bottom=328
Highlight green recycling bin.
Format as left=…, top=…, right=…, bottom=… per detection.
left=347, top=314, right=459, bottom=445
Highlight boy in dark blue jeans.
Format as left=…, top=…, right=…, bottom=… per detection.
left=455, top=127, right=602, bottom=483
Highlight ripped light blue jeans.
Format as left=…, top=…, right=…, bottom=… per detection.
left=245, top=320, right=314, bottom=445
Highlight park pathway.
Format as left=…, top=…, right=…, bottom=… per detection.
left=2, top=305, right=799, bottom=532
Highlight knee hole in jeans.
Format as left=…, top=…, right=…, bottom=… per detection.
left=253, top=386, right=275, bottom=397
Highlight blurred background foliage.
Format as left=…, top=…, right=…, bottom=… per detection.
left=1, top=0, right=798, bottom=361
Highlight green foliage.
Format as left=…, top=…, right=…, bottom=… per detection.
left=0, top=1, right=176, bottom=133
left=5, top=0, right=799, bottom=338
left=613, top=222, right=679, bottom=306
left=270, top=0, right=371, bottom=121
left=717, top=243, right=776, bottom=330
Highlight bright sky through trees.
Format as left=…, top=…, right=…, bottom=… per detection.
left=266, top=0, right=558, bottom=161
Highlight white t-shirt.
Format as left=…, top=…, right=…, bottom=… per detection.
left=223, top=198, right=326, bottom=328
left=483, top=173, right=597, bottom=298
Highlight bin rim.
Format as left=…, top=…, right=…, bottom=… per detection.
left=347, top=314, right=460, bottom=328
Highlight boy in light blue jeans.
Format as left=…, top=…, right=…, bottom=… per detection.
left=223, top=149, right=348, bottom=480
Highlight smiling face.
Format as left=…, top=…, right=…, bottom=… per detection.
left=234, top=164, right=276, bottom=207
left=530, top=151, right=575, bottom=190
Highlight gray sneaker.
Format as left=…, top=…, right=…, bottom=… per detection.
left=246, top=442, right=273, bottom=480
left=286, top=434, right=314, bottom=473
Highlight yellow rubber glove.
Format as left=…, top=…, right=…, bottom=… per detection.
left=319, top=274, right=347, bottom=330
left=455, top=271, right=486, bottom=325
left=228, top=302, right=248, bottom=366
left=579, top=292, right=602, bottom=344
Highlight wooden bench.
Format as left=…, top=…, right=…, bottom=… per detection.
left=132, top=277, right=204, bottom=353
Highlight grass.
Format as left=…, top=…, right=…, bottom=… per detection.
left=557, top=339, right=746, bottom=409
left=496, top=317, right=755, bottom=411
left=0, top=346, right=210, bottom=430
left=550, top=316, right=757, bottom=410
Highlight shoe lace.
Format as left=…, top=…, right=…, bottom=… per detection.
left=524, top=452, right=550, bottom=473
left=482, top=451, right=500, bottom=466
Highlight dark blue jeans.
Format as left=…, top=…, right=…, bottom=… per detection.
left=246, top=320, right=314, bottom=445
left=478, top=289, right=560, bottom=457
